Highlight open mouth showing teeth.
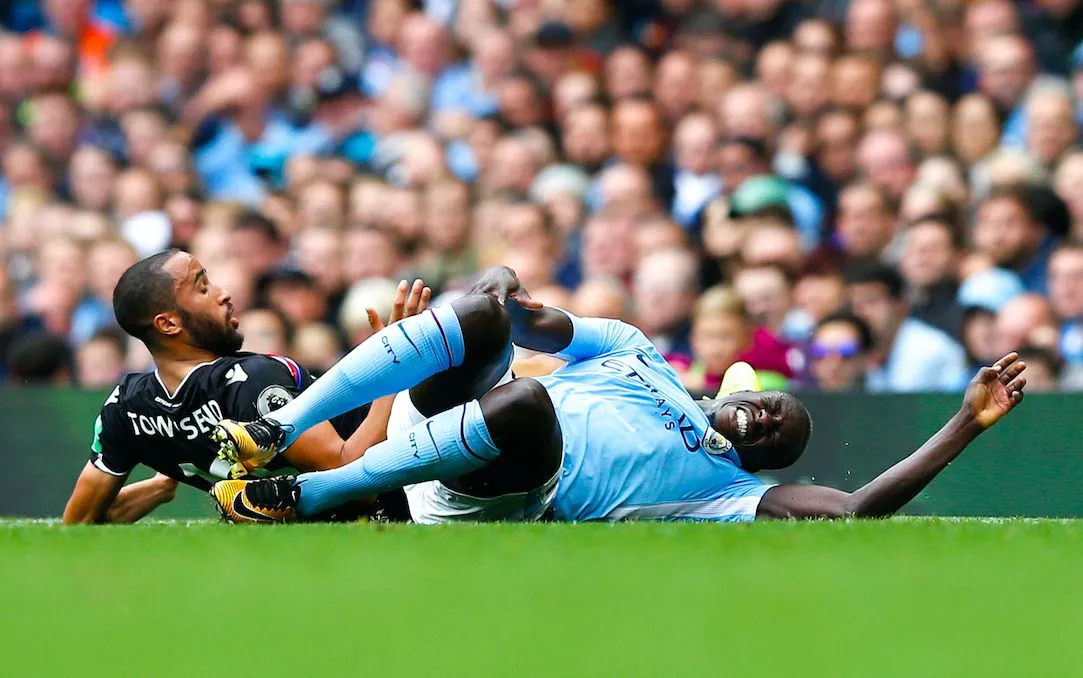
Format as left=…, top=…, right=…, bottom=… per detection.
left=736, top=408, right=749, bottom=440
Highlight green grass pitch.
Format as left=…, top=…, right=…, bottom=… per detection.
left=1, top=519, right=1081, bottom=677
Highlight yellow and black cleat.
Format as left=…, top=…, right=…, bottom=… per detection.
left=210, top=477, right=300, bottom=524
left=212, top=418, right=288, bottom=478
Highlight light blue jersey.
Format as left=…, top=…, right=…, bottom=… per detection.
left=535, top=316, right=772, bottom=522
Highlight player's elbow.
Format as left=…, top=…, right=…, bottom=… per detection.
left=158, top=477, right=178, bottom=504
left=839, top=496, right=895, bottom=520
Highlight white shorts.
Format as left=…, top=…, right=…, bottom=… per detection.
left=386, top=371, right=560, bottom=524
left=403, top=467, right=560, bottom=524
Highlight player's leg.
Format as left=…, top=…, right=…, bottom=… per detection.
left=440, top=377, right=562, bottom=498
left=407, top=339, right=515, bottom=418
left=211, top=379, right=562, bottom=522
left=213, top=294, right=511, bottom=466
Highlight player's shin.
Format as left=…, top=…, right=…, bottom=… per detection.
left=272, top=305, right=466, bottom=446
left=294, top=400, right=500, bottom=516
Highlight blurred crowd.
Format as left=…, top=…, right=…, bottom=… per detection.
left=2, top=0, right=1083, bottom=395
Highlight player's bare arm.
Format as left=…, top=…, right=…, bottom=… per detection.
left=63, top=463, right=127, bottom=524
left=64, top=466, right=178, bottom=525
left=757, top=352, right=1027, bottom=520
left=105, top=474, right=178, bottom=523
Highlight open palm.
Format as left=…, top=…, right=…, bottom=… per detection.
left=965, top=352, right=1027, bottom=429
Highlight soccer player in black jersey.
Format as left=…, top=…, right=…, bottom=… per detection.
left=62, top=249, right=430, bottom=523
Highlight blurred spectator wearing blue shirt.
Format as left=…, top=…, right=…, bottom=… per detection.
left=971, top=184, right=1056, bottom=294
left=1049, top=242, right=1083, bottom=367
left=846, top=262, right=969, bottom=392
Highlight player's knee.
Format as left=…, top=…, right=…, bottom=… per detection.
left=452, top=294, right=511, bottom=355
left=509, top=378, right=556, bottom=429
left=480, top=378, right=557, bottom=441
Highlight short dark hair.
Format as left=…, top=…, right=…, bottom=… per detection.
left=352, top=224, right=404, bottom=254
left=906, top=212, right=965, bottom=249
left=1016, top=344, right=1063, bottom=379
left=814, top=310, right=875, bottom=352
left=1020, top=183, right=1070, bottom=238
left=113, top=249, right=182, bottom=346
left=86, top=327, right=129, bottom=357
left=982, top=183, right=1034, bottom=219
left=843, top=261, right=905, bottom=299
left=245, top=305, right=296, bottom=345
left=6, top=332, right=72, bottom=384
left=1052, top=239, right=1083, bottom=261
left=233, top=210, right=282, bottom=245
left=720, top=136, right=769, bottom=164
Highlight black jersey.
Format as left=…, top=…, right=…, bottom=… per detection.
left=88, top=353, right=408, bottom=521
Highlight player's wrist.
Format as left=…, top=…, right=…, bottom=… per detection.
left=949, top=410, right=986, bottom=440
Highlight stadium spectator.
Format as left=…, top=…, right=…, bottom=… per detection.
left=1053, top=151, right=1083, bottom=239
left=1048, top=242, right=1083, bottom=366
left=825, top=181, right=896, bottom=267
left=1024, top=77, right=1078, bottom=170
left=338, top=276, right=399, bottom=346
left=995, top=293, right=1059, bottom=356
left=905, top=91, right=951, bottom=158
left=845, top=262, right=968, bottom=392
left=6, top=331, right=71, bottom=385
left=672, top=285, right=795, bottom=394
left=971, top=185, right=1055, bottom=293
left=671, top=112, right=721, bottom=227
left=732, top=264, right=808, bottom=342
left=232, top=211, right=288, bottom=279
left=632, top=247, right=699, bottom=359
left=75, top=327, right=127, bottom=388
left=804, top=311, right=875, bottom=392
left=1015, top=344, right=1064, bottom=392
left=899, top=215, right=965, bottom=337
left=259, top=268, right=327, bottom=326
left=0, top=0, right=1080, bottom=394
left=979, top=33, right=1038, bottom=147
left=570, top=276, right=628, bottom=321
left=292, top=321, right=344, bottom=376
left=239, top=306, right=294, bottom=357
left=855, top=128, right=916, bottom=204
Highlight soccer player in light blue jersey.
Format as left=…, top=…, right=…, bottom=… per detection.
left=209, top=267, right=1028, bottom=524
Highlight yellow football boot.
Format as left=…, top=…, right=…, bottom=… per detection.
left=211, top=418, right=288, bottom=478
left=210, top=477, right=299, bottom=524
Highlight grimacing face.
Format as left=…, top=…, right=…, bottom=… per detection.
left=168, top=254, right=244, bottom=355
left=700, top=391, right=812, bottom=472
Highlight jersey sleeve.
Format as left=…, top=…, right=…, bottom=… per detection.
left=552, top=314, right=655, bottom=363
left=88, top=389, right=138, bottom=477
left=605, top=468, right=773, bottom=523
left=228, top=355, right=314, bottom=421
left=692, top=469, right=773, bottom=523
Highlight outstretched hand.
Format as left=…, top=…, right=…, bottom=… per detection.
left=367, top=279, right=432, bottom=332
left=963, top=352, right=1027, bottom=430
left=471, top=266, right=543, bottom=309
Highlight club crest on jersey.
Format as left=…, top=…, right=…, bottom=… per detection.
left=702, top=428, right=733, bottom=455
left=256, top=385, right=293, bottom=417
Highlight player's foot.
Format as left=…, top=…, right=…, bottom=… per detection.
left=210, top=476, right=300, bottom=524
left=211, top=418, right=288, bottom=478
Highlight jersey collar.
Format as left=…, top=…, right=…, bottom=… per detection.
left=154, top=358, right=223, bottom=401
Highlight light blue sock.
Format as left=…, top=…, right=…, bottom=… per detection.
left=270, top=305, right=465, bottom=446
left=295, top=400, right=500, bottom=516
